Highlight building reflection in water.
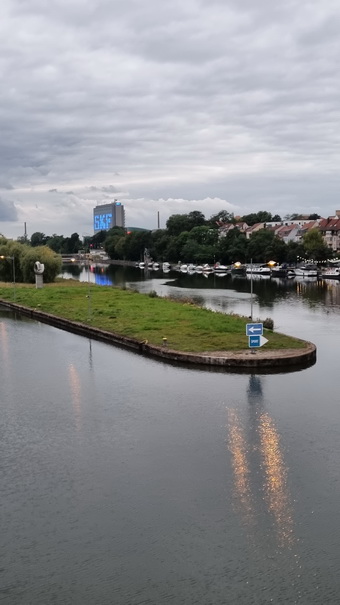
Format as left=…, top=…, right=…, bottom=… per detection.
left=68, top=363, right=82, bottom=432
left=227, top=374, right=294, bottom=549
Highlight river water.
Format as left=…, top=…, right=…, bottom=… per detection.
left=1, top=265, right=340, bottom=604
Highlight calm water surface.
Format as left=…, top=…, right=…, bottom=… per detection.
left=1, top=266, right=340, bottom=603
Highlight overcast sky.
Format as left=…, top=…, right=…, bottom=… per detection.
left=1, top=0, right=340, bottom=239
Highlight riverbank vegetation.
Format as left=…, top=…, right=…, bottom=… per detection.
left=0, top=280, right=307, bottom=352
left=26, top=209, right=331, bottom=266
left=0, top=237, right=61, bottom=283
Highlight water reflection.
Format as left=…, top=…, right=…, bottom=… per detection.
left=60, top=263, right=340, bottom=317
left=259, top=411, right=294, bottom=547
left=227, top=374, right=294, bottom=549
left=0, top=321, right=10, bottom=372
left=68, top=363, right=82, bottom=432
left=227, top=408, right=255, bottom=527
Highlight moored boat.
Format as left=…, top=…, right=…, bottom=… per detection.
left=231, top=262, right=246, bottom=275
left=321, top=267, right=340, bottom=280
left=246, top=264, right=271, bottom=276
left=270, top=265, right=289, bottom=278
left=214, top=262, right=230, bottom=273
left=295, top=264, right=318, bottom=278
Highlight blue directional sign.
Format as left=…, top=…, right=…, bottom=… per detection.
left=249, top=335, right=261, bottom=348
left=246, top=322, right=263, bottom=336
left=248, top=335, right=269, bottom=348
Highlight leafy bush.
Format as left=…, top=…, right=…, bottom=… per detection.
left=263, top=317, right=274, bottom=330
left=20, top=246, right=62, bottom=283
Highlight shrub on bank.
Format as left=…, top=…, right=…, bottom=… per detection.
left=0, top=239, right=61, bottom=284
left=263, top=317, right=274, bottom=330
left=20, top=246, right=62, bottom=283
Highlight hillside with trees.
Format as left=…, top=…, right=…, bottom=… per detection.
left=20, top=209, right=334, bottom=269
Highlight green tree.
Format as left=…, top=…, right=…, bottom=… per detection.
left=46, top=234, right=65, bottom=253
left=286, top=241, right=304, bottom=264
left=149, top=230, right=171, bottom=261
left=240, top=211, right=273, bottom=226
left=30, top=232, right=48, bottom=247
left=122, top=230, right=152, bottom=261
left=166, top=211, right=206, bottom=236
left=61, top=232, right=81, bottom=254
left=303, top=228, right=330, bottom=260
left=165, top=232, right=190, bottom=261
left=20, top=246, right=62, bottom=283
left=247, top=229, right=277, bottom=262
left=0, top=240, right=27, bottom=282
left=207, top=210, right=235, bottom=227
left=217, top=229, right=248, bottom=263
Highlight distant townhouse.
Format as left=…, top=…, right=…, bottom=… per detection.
left=245, top=223, right=265, bottom=239
left=297, top=220, right=321, bottom=240
left=235, top=222, right=248, bottom=232
left=275, top=223, right=300, bottom=244
left=217, top=222, right=248, bottom=238
left=319, top=217, right=340, bottom=252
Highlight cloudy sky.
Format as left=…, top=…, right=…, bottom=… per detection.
left=1, top=0, right=340, bottom=239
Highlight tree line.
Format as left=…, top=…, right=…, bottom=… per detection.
left=0, top=237, right=61, bottom=283
left=26, top=209, right=330, bottom=266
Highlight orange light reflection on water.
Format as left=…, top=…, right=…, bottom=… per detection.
left=258, top=411, right=294, bottom=547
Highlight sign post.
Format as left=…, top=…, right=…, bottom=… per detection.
left=246, top=323, right=268, bottom=349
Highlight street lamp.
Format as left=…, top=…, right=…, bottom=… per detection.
left=0, top=255, right=15, bottom=301
left=82, top=234, right=92, bottom=322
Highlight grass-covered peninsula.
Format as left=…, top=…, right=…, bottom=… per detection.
left=0, top=280, right=306, bottom=353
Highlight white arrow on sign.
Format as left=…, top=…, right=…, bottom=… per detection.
left=259, top=336, right=268, bottom=347
left=248, top=326, right=262, bottom=333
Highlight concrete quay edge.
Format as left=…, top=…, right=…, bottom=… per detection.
left=0, top=300, right=317, bottom=372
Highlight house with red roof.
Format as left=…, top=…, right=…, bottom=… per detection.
left=319, top=217, right=340, bottom=251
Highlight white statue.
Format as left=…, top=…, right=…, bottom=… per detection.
left=34, top=261, right=45, bottom=288
left=34, top=261, right=45, bottom=275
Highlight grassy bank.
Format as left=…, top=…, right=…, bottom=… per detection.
left=0, top=280, right=306, bottom=352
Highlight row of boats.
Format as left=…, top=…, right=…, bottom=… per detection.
left=137, top=261, right=340, bottom=280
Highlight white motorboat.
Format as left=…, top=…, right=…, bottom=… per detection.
left=202, top=264, right=213, bottom=273
left=180, top=264, right=188, bottom=273
left=187, top=264, right=196, bottom=274
left=214, top=263, right=229, bottom=273
left=151, top=262, right=160, bottom=270
left=246, top=264, right=271, bottom=276
left=321, top=267, right=340, bottom=280
left=162, top=262, right=171, bottom=272
left=294, top=264, right=318, bottom=278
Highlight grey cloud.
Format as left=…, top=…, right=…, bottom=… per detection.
left=1, top=0, right=340, bottom=238
left=0, top=198, right=18, bottom=221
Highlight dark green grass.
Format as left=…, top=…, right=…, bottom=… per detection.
left=0, top=280, right=307, bottom=352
